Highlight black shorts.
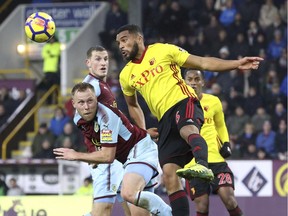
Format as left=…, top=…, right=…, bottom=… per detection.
left=158, top=97, right=204, bottom=168
left=185, top=162, right=234, bottom=200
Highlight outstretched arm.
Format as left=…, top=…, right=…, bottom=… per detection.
left=53, top=146, right=116, bottom=164
left=183, top=55, right=264, bottom=71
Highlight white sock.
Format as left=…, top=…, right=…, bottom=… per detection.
left=135, top=191, right=172, bottom=216
left=83, top=213, right=91, bottom=216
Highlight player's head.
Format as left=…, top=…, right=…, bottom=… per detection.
left=116, top=24, right=144, bottom=61
left=71, top=82, right=98, bottom=122
left=86, top=46, right=109, bottom=80
left=183, top=69, right=205, bottom=97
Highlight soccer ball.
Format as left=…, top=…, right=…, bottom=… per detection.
left=25, top=12, right=56, bottom=43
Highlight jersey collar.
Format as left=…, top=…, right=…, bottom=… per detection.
left=132, top=46, right=148, bottom=64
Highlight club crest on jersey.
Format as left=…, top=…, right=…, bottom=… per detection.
left=130, top=74, right=136, bottom=80
left=94, top=122, right=99, bottom=132
left=175, top=111, right=180, bottom=124
left=203, top=106, right=209, bottom=112
left=149, top=58, right=155, bottom=65
left=101, top=129, right=113, bottom=142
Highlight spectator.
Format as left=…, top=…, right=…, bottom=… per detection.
left=256, top=120, right=276, bottom=158
left=275, top=119, right=287, bottom=160
left=203, top=15, right=222, bottom=47
left=99, top=1, right=127, bottom=50
left=40, top=36, right=61, bottom=90
left=219, top=0, right=237, bottom=27
left=226, top=105, right=250, bottom=142
left=277, top=47, right=287, bottom=77
left=258, top=0, right=279, bottom=30
left=7, top=178, right=25, bottom=196
left=54, top=121, right=83, bottom=151
left=265, top=83, right=287, bottom=113
left=230, top=32, right=250, bottom=59
left=266, top=29, right=286, bottom=61
left=237, top=122, right=257, bottom=157
left=225, top=87, right=245, bottom=113
left=32, top=139, right=55, bottom=159
left=251, top=107, right=271, bottom=133
left=280, top=75, right=287, bottom=96
left=256, top=147, right=271, bottom=159
left=264, top=68, right=280, bottom=94
left=31, top=122, right=56, bottom=157
left=213, top=30, right=231, bottom=57
left=228, top=12, right=246, bottom=41
left=265, top=12, right=286, bottom=43
left=271, top=102, right=287, bottom=131
left=242, top=143, right=258, bottom=159
left=279, top=1, right=287, bottom=24
left=238, top=0, right=260, bottom=27
left=74, top=176, right=93, bottom=196
left=0, top=178, right=8, bottom=196
left=191, top=31, right=210, bottom=56
left=249, top=32, right=267, bottom=57
left=209, top=82, right=226, bottom=100
left=243, top=86, right=264, bottom=116
left=49, top=106, right=71, bottom=137
left=158, top=0, right=189, bottom=40
left=216, top=70, right=241, bottom=98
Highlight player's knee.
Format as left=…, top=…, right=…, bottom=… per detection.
left=179, top=125, right=199, bottom=142
left=224, top=196, right=238, bottom=209
left=162, top=166, right=183, bottom=192
left=120, top=189, right=136, bottom=204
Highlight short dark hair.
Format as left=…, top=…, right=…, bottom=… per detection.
left=71, top=82, right=95, bottom=96
left=183, top=69, right=205, bottom=79
left=116, top=24, right=143, bottom=36
left=86, top=46, right=107, bottom=58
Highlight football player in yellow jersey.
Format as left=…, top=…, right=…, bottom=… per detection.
left=115, top=24, right=262, bottom=216
left=184, top=69, right=243, bottom=216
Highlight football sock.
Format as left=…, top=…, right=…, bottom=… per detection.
left=82, top=213, right=91, bottom=216
left=197, top=212, right=208, bottom=216
left=228, top=205, right=244, bottom=216
left=169, top=190, right=190, bottom=216
left=134, top=191, right=172, bottom=216
left=188, top=134, right=208, bottom=167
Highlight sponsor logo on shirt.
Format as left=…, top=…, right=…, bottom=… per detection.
left=101, top=129, right=113, bottom=142
left=131, top=64, right=164, bottom=89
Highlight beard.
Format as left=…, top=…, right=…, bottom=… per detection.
left=125, top=42, right=139, bottom=61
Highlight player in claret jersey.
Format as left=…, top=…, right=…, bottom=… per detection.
left=115, top=24, right=262, bottom=216
left=73, top=46, right=151, bottom=216
left=54, top=82, right=172, bottom=216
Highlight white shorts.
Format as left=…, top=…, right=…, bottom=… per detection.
left=90, top=159, right=124, bottom=203
left=124, top=135, right=159, bottom=176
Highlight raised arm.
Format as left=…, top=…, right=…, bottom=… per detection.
left=183, top=54, right=264, bottom=72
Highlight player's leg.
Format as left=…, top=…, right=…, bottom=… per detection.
left=89, top=161, right=125, bottom=216
left=212, top=164, right=243, bottom=216
left=162, top=162, right=190, bottom=216
left=175, top=98, right=213, bottom=181
left=217, top=184, right=243, bottom=216
left=185, top=177, right=211, bottom=216
left=91, top=202, right=114, bottom=216
left=121, top=164, right=172, bottom=216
